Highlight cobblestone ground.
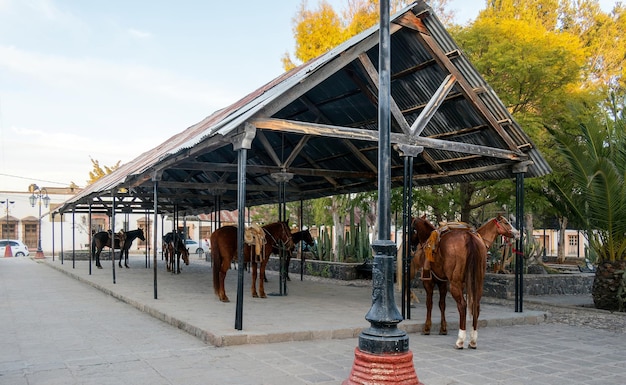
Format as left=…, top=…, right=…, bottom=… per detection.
left=1, top=257, right=625, bottom=385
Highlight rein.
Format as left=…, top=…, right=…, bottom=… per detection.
left=263, top=225, right=292, bottom=253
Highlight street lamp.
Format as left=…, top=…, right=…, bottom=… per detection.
left=29, top=185, right=50, bottom=259
left=1, top=199, right=15, bottom=257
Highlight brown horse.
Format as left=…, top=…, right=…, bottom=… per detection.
left=210, top=222, right=293, bottom=302
left=91, top=229, right=145, bottom=269
left=162, top=232, right=190, bottom=273
left=285, top=229, right=315, bottom=281
left=410, top=215, right=518, bottom=349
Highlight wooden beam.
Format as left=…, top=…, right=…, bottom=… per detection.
left=252, top=118, right=527, bottom=161
left=396, top=12, right=521, bottom=152
left=410, top=74, right=456, bottom=136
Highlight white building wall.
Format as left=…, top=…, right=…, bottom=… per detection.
left=532, top=228, right=587, bottom=259
left=0, top=189, right=214, bottom=256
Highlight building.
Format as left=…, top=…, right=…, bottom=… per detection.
left=1, top=186, right=218, bottom=256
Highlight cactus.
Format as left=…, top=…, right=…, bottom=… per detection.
left=315, top=227, right=333, bottom=261
left=340, top=209, right=371, bottom=263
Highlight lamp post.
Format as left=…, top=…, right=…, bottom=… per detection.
left=1, top=199, right=15, bottom=257
left=29, top=185, right=50, bottom=259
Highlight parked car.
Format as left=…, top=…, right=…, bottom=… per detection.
left=0, top=239, right=30, bottom=257
left=184, top=239, right=204, bottom=254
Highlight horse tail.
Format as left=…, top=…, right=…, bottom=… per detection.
left=465, top=234, right=486, bottom=318
left=211, top=233, right=221, bottom=295
left=91, top=236, right=96, bottom=254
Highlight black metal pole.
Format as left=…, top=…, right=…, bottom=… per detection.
left=72, top=208, right=75, bottom=268
left=60, top=213, right=64, bottom=264
left=153, top=181, right=159, bottom=299
left=111, top=192, right=116, bottom=284
left=300, top=199, right=304, bottom=281
left=88, top=203, right=92, bottom=275
left=358, top=0, right=408, bottom=355
left=235, top=147, right=248, bottom=330
left=401, top=156, right=410, bottom=319
left=515, top=171, right=525, bottom=312
left=51, top=213, right=55, bottom=262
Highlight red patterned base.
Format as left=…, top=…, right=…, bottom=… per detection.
left=343, top=347, right=423, bottom=385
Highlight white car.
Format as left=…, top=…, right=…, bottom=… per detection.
left=0, top=239, right=30, bottom=257
left=184, top=239, right=204, bottom=254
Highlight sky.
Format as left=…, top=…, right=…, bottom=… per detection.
left=0, top=0, right=618, bottom=192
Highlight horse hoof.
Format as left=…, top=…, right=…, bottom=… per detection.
left=220, top=298, right=230, bottom=303
left=260, top=294, right=267, bottom=299
left=455, top=344, right=464, bottom=350
left=422, top=330, right=431, bottom=335
left=252, top=293, right=259, bottom=298
left=469, top=344, right=477, bottom=349
left=97, top=266, right=103, bottom=269
left=439, top=330, right=448, bottom=335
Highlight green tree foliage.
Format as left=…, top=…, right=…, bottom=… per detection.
left=451, top=1, right=623, bottom=225
left=547, top=94, right=626, bottom=263
left=87, top=157, right=120, bottom=185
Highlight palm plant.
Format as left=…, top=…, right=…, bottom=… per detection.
left=548, top=101, right=626, bottom=311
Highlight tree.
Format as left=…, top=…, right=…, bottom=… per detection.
left=87, top=157, right=120, bottom=185
left=452, top=1, right=605, bottom=260
left=548, top=93, right=626, bottom=310
left=283, top=0, right=453, bottom=71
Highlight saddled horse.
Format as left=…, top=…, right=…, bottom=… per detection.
left=210, top=221, right=293, bottom=302
left=285, top=229, right=315, bottom=281
left=91, top=228, right=145, bottom=269
left=410, top=215, right=518, bottom=349
left=162, top=232, right=190, bottom=273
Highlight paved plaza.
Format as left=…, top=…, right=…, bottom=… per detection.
left=1, top=256, right=625, bottom=384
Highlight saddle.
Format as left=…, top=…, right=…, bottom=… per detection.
left=108, top=229, right=126, bottom=246
left=424, top=222, right=476, bottom=261
left=244, top=224, right=266, bottom=262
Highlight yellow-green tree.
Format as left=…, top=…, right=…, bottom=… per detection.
left=282, top=0, right=454, bottom=71
left=87, top=157, right=120, bottom=185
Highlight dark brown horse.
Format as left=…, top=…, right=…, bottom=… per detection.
left=210, top=222, right=293, bottom=302
left=285, top=229, right=315, bottom=281
left=162, top=232, right=189, bottom=273
left=410, top=215, right=518, bottom=349
left=91, top=228, right=145, bottom=269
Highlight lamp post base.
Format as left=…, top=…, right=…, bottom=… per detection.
left=4, top=245, right=12, bottom=258
left=34, top=250, right=45, bottom=259
left=343, top=347, right=422, bottom=385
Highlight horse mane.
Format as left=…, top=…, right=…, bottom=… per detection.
left=412, top=215, right=436, bottom=246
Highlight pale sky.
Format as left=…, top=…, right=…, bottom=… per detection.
left=0, top=1, right=618, bottom=192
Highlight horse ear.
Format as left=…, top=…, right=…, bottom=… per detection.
left=421, top=214, right=426, bottom=219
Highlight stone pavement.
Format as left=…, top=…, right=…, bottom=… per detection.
left=1, top=256, right=625, bottom=385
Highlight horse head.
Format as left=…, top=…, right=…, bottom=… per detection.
left=278, top=221, right=294, bottom=251
left=411, top=215, right=436, bottom=247
left=303, top=229, right=315, bottom=248
left=493, top=215, right=520, bottom=239
left=180, top=244, right=190, bottom=265
left=137, top=228, right=146, bottom=242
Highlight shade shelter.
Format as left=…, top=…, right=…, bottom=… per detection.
left=52, top=1, right=550, bottom=327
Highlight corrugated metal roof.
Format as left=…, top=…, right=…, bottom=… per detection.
left=54, top=1, right=550, bottom=216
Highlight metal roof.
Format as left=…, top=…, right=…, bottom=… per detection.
left=54, top=1, right=550, bottom=216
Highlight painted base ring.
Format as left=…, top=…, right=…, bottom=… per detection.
left=343, top=347, right=423, bottom=385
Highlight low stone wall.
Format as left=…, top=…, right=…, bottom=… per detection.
left=482, top=273, right=594, bottom=299
left=267, top=256, right=366, bottom=280
left=268, top=256, right=595, bottom=298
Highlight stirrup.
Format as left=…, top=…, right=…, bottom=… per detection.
left=421, top=268, right=432, bottom=281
